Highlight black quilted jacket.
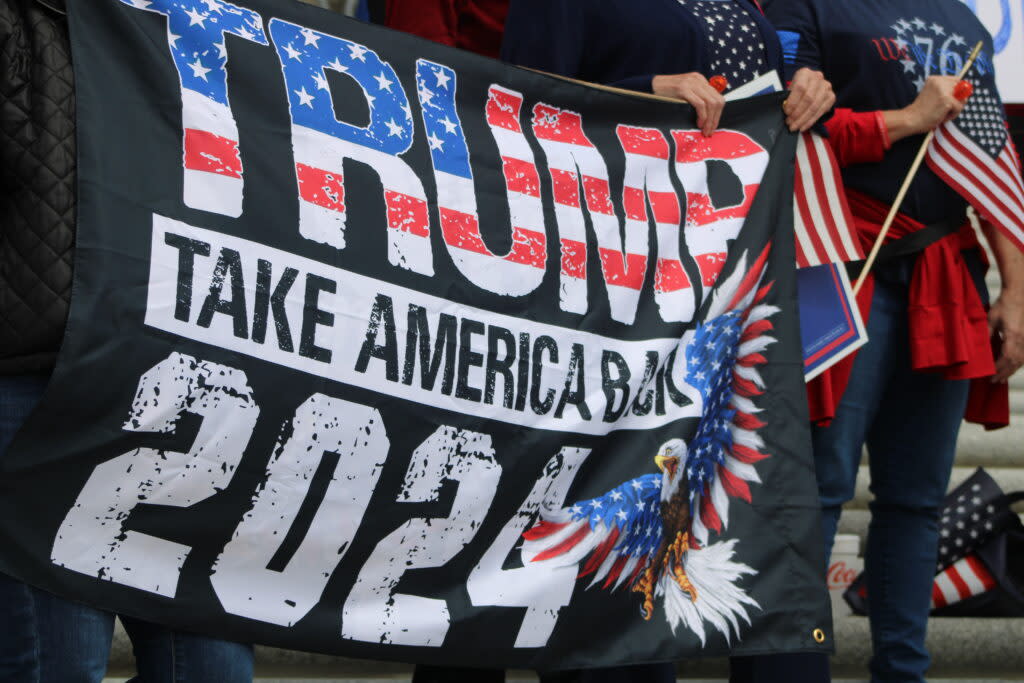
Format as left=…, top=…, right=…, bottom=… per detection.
left=0, top=0, right=74, bottom=374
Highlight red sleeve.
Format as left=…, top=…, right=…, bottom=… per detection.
left=386, top=0, right=458, bottom=47
left=823, top=108, right=890, bottom=168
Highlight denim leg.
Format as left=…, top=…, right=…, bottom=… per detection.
left=0, top=572, right=37, bottom=682
left=810, top=281, right=903, bottom=563
left=863, top=364, right=967, bottom=683
left=0, top=374, right=41, bottom=683
left=0, top=372, right=49, bottom=456
left=29, top=587, right=115, bottom=683
left=120, top=616, right=254, bottom=683
left=2, top=374, right=114, bottom=683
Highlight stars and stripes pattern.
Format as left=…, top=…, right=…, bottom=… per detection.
left=618, top=126, right=695, bottom=323
left=682, top=248, right=775, bottom=546
left=931, top=554, right=996, bottom=610
left=531, top=104, right=652, bottom=323
left=523, top=474, right=666, bottom=591
left=119, top=0, right=268, bottom=217
left=418, top=61, right=547, bottom=295
left=672, top=131, right=770, bottom=288
left=794, top=132, right=864, bottom=268
left=683, top=1, right=860, bottom=271
left=938, top=475, right=1000, bottom=571
left=683, top=312, right=751, bottom=538
left=268, top=18, right=434, bottom=276
left=927, top=76, right=1024, bottom=252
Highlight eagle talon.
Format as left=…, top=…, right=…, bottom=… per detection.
left=632, top=566, right=656, bottom=620
left=670, top=531, right=698, bottom=602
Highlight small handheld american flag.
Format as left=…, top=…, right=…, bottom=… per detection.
left=927, top=75, right=1024, bottom=251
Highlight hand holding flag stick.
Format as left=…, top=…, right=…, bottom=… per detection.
left=852, top=41, right=985, bottom=295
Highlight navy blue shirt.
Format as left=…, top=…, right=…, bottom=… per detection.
left=500, top=0, right=783, bottom=94
left=763, top=0, right=996, bottom=224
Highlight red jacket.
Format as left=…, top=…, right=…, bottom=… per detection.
left=385, top=0, right=509, bottom=59
left=808, top=109, right=1009, bottom=429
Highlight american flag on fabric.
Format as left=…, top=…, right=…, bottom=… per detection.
left=927, top=75, right=1024, bottom=252
left=270, top=18, right=435, bottom=276
left=931, top=554, right=996, bottom=610
left=793, top=132, right=864, bottom=269
left=120, top=0, right=270, bottom=218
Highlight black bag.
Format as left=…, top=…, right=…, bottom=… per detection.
left=930, top=525, right=1024, bottom=617
left=843, top=467, right=1024, bottom=617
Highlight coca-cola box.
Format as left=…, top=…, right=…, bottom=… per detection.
left=828, top=534, right=863, bottom=618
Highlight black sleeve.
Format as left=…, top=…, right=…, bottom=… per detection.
left=500, top=0, right=585, bottom=79
left=762, top=0, right=824, bottom=80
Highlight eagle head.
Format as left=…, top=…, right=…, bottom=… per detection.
left=654, top=438, right=686, bottom=502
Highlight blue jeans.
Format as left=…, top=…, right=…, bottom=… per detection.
left=812, top=273, right=968, bottom=683
left=0, top=373, right=254, bottom=683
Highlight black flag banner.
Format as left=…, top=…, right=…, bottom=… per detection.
left=0, top=0, right=830, bottom=669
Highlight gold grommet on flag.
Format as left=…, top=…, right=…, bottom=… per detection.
left=813, top=628, right=826, bottom=644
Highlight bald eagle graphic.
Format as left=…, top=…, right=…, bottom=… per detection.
left=522, top=249, right=778, bottom=645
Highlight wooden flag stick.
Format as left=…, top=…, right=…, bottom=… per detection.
left=852, top=41, right=984, bottom=295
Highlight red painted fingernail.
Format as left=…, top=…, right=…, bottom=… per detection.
left=710, top=75, right=729, bottom=93
left=954, top=80, right=973, bottom=101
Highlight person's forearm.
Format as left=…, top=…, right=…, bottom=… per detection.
left=881, top=75, right=966, bottom=144
left=881, top=108, right=926, bottom=144
left=980, top=219, right=1024, bottom=295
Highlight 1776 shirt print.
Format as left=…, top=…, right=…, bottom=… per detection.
left=0, top=0, right=829, bottom=670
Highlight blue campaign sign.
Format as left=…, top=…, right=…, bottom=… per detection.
left=797, top=264, right=868, bottom=381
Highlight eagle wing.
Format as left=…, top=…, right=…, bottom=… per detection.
left=682, top=247, right=778, bottom=547
left=522, top=474, right=664, bottom=591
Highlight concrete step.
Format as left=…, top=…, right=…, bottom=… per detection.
left=837, top=506, right=1023, bottom=548
left=1011, top=389, right=1024, bottom=415
left=848, top=465, right=1024, bottom=510
left=1011, top=371, right=1024, bottom=391
left=837, top=509, right=871, bottom=548
left=105, top=616, right=1024, bottom=680
left=954, top=422, right=1024, bottom=468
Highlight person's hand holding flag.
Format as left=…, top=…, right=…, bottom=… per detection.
left=880, top=76, right=970, bottom=141
left=783, top=67, right=835, bottom=132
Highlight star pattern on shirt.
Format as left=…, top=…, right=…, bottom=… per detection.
left=890, top=17, right=992, bottom=105
left=679, top=0, right=770, bottom=91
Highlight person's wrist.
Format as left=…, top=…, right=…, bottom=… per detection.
left=883, top=107, right=925, bottom=142
left=651, top=75, right=669, bottom=97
